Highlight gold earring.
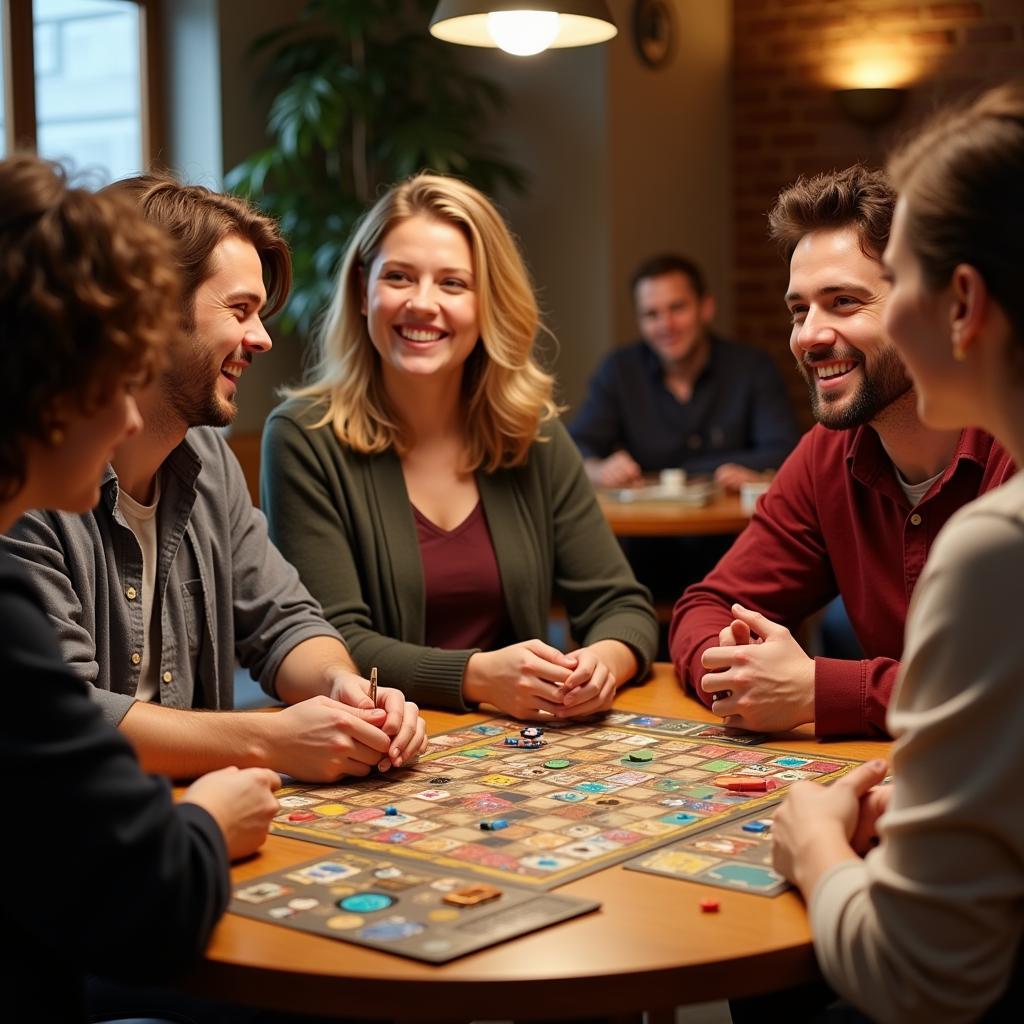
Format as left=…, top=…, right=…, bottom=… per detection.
left=952, top=340, right=967, bottom=363
left=49, top=427, right=65, bottom=446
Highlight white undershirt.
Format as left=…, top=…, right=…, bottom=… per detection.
left=118, top=476, right=162, bottom=703
left=896, top=467, right=944, bottom=508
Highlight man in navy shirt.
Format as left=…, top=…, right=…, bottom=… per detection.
left=571, top=254, right=798, bottom=491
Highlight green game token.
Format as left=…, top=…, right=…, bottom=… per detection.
left=627, top=749, right=654, bottom=762
left=544, top=759, right=571, bottom=769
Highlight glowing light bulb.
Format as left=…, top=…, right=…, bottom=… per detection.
left=486, top=10, right=560, bottom=56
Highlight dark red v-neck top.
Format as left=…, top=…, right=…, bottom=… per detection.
left=413, top=501, right=510, bottom=651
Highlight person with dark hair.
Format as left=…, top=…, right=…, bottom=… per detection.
left=0, top=153, right=281, bottom=1022
left=2, top=172, right=427, bottom=782
left=772, top=81, right=1024, bottom=1023
left=570, top=252, right=798, bottom=490
left=670, top=163, right=1015, bottom=738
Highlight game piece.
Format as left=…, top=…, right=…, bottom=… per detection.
left=700, top=898, right=720, bottom=913
left=385, top=806, right=398, bottom=816
left=442, top=883, right=503, bottom=907
left=429, top=777, right=451, bottom=785
left=716, top=776, right=769, bottom=793
left=627, top=749, right=654, bottom=762
left=287, top=811, right=318, bottom=822
left=480, top=819, right=509, bottom=831
left=521, top=726, right=543, bottom=739
left=544, top=758, right=571, bottom=769
left=741, top=820, right=770, bottom=833
left=522, top=737, right=545, bottom=749
left=504, top=737, right=520, bottom=746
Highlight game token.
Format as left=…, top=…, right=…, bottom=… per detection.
left=504, top=737, right=520, bottom=746
left=627, top=749, right=654, bottom=762
left=480, top=819, right=509, bottom=831
left=521, top=726, right=543, bottom=740
left=700, top=898, right=720, bottom=913
left=544, top=758, right=572, bottom=769
left=429, top=777, right=451, bottom=785
left=443, top=884, right=502, bottom=907
left=716, top=776, right=769, bottom=793
left=742, top=820, right=770, bottom=833
left=287, top=811, right=318, bottom=822
left=385, top=806, right=398, bottom=816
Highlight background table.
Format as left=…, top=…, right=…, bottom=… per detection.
left=598, top=491, right=751, bottom=538
left=184, top=665, right=888, bottom=1022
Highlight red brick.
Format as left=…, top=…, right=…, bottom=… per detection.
left=745, top=17, right=791, bottom=34
left=771, top=131, right=819, bottom=147
left=910, top=29, right=956, bottom=45
left=966, top=24, right=1017, bottom=44
left=871, top=6, right=923, bottom=26
left=927, top=2, right=983, bottom=19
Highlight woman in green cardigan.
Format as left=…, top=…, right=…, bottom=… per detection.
left=262, top=173, right=657, bottom=720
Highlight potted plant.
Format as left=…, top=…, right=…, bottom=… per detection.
left=227, top=0, right=525, bottom=336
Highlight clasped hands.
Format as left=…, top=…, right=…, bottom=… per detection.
left=465, top=639, right=619, bottom=721
left=699, top=602, right=816, bottom=733
left=271, top=669, right=427, bottom=782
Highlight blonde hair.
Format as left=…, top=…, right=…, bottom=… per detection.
left=290, top=173, right=558, bottom=471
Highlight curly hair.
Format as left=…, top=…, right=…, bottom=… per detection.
left=0, top=155, right=181, bottom=500
left=887, top=81, right=1024, bottom=350
left=768, top=164, right=896, bottom=262
left=290, top=173, right=559, bottom=472
left=106, top=174, right=291, bottom=330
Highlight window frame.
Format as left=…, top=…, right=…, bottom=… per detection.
left=1, top=0, right=164, bottom=164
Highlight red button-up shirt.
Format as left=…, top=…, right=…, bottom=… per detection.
left=669, top=424, right=1015, bottom=737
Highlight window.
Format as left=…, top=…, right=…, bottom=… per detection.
left=1, top=0, right=161, bottom=182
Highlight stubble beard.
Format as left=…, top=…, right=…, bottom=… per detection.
left=162, top=337, right=236, bottom=429
left=802, top=346, right=913, bottom=431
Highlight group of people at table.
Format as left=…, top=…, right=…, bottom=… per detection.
left=1, top=81, right=1021, bottom=1023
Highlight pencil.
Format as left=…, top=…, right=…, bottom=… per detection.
left=369, top=666, right=378, bottom=705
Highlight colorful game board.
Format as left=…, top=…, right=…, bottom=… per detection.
left=229, top=850, right=599, bottom=963
left=270, top=712, right=860, bottom=891
left=625, top=806, right=787, bottom=896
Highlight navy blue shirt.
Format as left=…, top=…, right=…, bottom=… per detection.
left=570, top=336, right=799, bottom=475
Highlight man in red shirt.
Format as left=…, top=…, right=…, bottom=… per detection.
left=669, top=165, right=1014, bottom=737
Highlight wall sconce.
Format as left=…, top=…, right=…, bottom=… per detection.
left=430, top=1, right=617, bottom=57
left=833, top=87, right=908, bottom=129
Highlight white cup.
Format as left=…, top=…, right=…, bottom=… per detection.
left=659, top=468, right=687, bottom=494
left=740, top=479, right=771, bottom=514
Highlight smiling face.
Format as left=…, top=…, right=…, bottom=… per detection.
left=162, top=234, right=271, bottom=428
left=881, top=199, right=967, bottom=431
left=362, top=214, right=480, bottom=388
left=634, top=271, right=714, bottom=368
left=786, top=226, right=911, bottom=430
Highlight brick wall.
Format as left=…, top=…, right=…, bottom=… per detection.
left=732, top=0, right=1024, bottom=427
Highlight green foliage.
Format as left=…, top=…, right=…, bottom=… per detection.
left=226, top=0, right=526, bottom=336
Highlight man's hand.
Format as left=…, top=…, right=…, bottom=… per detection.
left=772, top=759, right=888, bottom=894
left=325, top=668, right=428, bottom=771
left=181, top=765, right=281, bottom=861
left=264, top=695, right=393, bottom=781
left=714, top=464, right=765, bottom=492
left=850, top=780, right=893, bottom=855
left=700, top=603, right=815, bottom=732
left=586, top=451, right=644, bottom=489
left=464, top=640, right=576, bottom=720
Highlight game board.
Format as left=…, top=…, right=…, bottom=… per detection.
left=625, top=806, right=787, bottom=896
left=229, top=850, right=599, bottom=963
left=270, top=712, right=860, bottom=892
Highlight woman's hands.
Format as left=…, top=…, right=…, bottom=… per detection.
left=463, top=638, right=635, bottom=721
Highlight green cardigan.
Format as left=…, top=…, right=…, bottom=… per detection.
left=261, top=396, right=658, bottom=711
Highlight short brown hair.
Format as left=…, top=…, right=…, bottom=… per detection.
left=0, top=155, right=180, bottom=499
left=887, top=81, right=1024, bottom=348
left=108, top=174, right=291, bottom=327
left=630, top=254, right=707, bottom=299
left=768, top=164, right=896, bottom=262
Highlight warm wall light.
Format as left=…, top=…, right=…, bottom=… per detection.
left=834, top=87, right=908, bottom=128
left=430, top=1, right=617, bottom=56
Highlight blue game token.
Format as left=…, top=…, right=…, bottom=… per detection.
left=338, top=892, right=395, bottom=913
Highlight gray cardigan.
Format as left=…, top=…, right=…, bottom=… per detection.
left=262, top=397, right=658, bottom=711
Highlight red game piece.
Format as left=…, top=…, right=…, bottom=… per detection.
left=700, top=898, right=720, bottom=913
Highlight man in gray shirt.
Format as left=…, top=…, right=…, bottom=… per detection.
left=2, top=176, right=426, bottom=782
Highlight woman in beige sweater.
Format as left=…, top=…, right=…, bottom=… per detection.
left=771, top=83, right=1024, bottom=1023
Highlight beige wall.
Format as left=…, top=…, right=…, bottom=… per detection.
left=479, top=0, right=733, bottom=412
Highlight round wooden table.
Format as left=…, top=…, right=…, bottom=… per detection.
left=184, top=665, right=889, bottom=1022
left=598, top=491, right=751, bottom=538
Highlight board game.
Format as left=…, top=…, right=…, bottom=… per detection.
left=270, top=712, right=859, bottom=892
left=230, top=850, right=599, bottom=963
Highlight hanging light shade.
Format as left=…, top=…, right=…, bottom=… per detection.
left=430, top=2, right=617, bottom=56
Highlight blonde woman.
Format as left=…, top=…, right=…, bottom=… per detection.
left=263, top=174, right=657, bottom=721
